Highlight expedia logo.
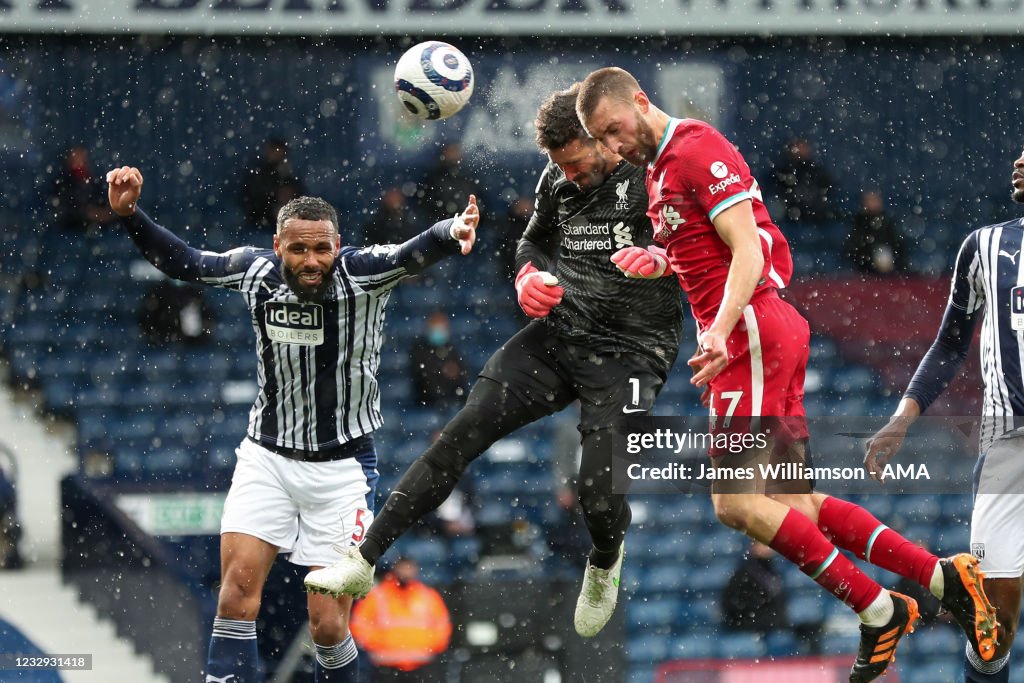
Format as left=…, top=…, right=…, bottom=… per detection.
left=709, top=173, right=742, bottom=195
left=265, top=301, right=324, bottom=346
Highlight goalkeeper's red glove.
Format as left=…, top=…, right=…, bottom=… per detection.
left=610, top=246, right=669, bottom=279
left=515, top=262, right=564, bottom=318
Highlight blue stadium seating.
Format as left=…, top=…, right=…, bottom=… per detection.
left=627, top=597, right=683, bottom=631
left=668, top=632, right=717, bottom=659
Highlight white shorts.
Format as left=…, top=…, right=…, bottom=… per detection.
left=970, top=434, right=1024, bottom=578
left=221, top=438, right=378, bottom=568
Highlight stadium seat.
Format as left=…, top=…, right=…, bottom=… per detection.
left=892, top=494, right=942, bottom=523
left=764, top=631, right=799, bottom=656
left=627, top=597, right=683, bottom=631
left=641, top=564, right=689, bottom=594
left=626, top=633, right=670, bottom=664
left=692, top=527, right=745, bottom=561
left=787, top=592, right=828, bottom=629
left=669, top=632, right=717, bottom=659
left=903, top=624, right=960, bottom=657
left=684, top=595, right=722, bottom=628
left=627, top=667, right=655, bottom=683
left=686, top=559, right=733, bottom=592
left=817, top=631, right=861, bottom=655
left=900, top=655, right=964, bottom=683
left=716, top=631, right=767, bottom=659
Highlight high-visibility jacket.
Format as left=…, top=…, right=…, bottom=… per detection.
left=350, top=574, right=452, bottom=672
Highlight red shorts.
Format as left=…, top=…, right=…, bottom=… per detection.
left=707, top=289, right=810, bottom=455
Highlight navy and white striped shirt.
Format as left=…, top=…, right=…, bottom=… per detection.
left=122, top=208, right=460, bottom=453
left=906, top=218, right=1024, bottom=448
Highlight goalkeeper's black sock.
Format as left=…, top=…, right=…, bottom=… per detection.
left=359, top=458, right=459, bottom=567
left=588, top=545, right=622, bottom=571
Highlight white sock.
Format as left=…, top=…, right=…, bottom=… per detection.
left=315, top=635, right=358, bottom=670
left=929, top=562, right=944, bottom=600
left=967, top=642, right=1009, bottom=674
left=858, top=589, right=895, bottom=627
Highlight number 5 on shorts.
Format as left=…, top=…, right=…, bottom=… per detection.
left=350, top=508, right=372, bottom=543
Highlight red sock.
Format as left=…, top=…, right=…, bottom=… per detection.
left=817, top=496, right=938, bottom=588
left=770, top=508, right=882, bottom=612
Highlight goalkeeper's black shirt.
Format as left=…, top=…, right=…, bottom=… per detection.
left=515, top=160, right=684, bottom=376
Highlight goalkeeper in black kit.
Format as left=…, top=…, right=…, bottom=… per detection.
left=306, top=84, right=684, bottom=637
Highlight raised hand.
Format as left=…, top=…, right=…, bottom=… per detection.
left=451, top=194, right=480, bottom=255
left=106, top=166, right=144, bottom=217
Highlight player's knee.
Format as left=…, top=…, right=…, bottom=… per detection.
left=712, top=495, right=757, bottom=533
left=216, top=578, right=262, bottom=620
left=578, top=487, right=613, bottom=518
left=309, top=609, right=349, bottom=645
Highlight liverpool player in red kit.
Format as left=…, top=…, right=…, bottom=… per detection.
left=577, top=67, right=998, bottom=681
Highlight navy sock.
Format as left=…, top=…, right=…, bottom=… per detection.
left=963, top=643, right=1010, bottom=683
left=314, top=635, right=359, bottom=682
left=205, top=617, right=259, bottom=683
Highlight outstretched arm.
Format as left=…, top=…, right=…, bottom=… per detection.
left=864, top=301, right=978, bottom=479
left=107, top=166, right=206, bottom=281
left=865, top=232, right=982, bottom=480
left=688, top=200, right=763, bottom=388
left=344, top=195, right=480, bottom=282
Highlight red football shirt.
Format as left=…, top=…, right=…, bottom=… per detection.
left=646, top=118, right=793, bottom=329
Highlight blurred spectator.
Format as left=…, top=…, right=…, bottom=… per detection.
left=350, top=557, right=451, bottom=682
left=0, top=451, right=23, bottom=569
left=137, top=279, right=215, bottom=345
left=241, top=136, right=306, bottom=230
left=721, top=540, right=790, bottom=634
left=432, top=485, right=476, bottom=539
left=47, top=145, right=115, bottom=234
left=362, top=186, right=421, bottom=246
left=418, top=143, right=483, bottom=219
left=772, top=136, right=838, bottom=224
left=408, top=310, right=468, bottom=413
left=844, top=190, right=909, bottom=274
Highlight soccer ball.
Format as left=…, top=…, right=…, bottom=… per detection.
left=394, top=41, right=474, bottom=121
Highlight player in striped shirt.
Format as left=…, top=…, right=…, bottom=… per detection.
left=576, top=67, right=997, bottom=681
left=867, top=149, right=1024, bottom=683
left=106, top=165, right=478, bottom=683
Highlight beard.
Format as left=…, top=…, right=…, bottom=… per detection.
left=1014, top=188, right=1024, bottom=205
left=283, top=262, right=336, bottom=302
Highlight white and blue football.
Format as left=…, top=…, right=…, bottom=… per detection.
left=394, top=41, right=474, bottom=121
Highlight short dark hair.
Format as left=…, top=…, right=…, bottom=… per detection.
left=534, top=83, right=587, bottom=152
left=276, top=196, right=338, bottom=235
left=576, top=67, right=642, bottom=123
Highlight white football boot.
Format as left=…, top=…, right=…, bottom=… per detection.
left=574, top=543, right=624, bottom=637
left=304, top=546, right=375, bottom=599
